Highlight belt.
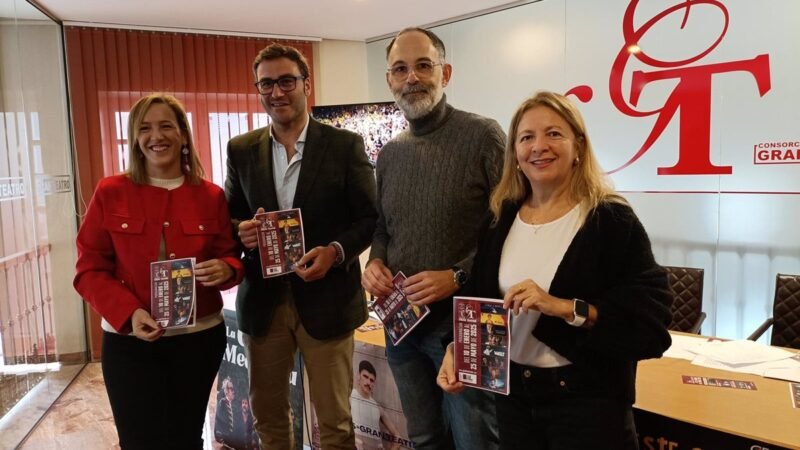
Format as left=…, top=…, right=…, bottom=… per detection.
left=512, top=361, right=576, bottom=388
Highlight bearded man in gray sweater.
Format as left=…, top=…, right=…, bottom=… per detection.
left=362, top=27, right=505, bottom=450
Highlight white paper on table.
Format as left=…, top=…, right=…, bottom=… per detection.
left=763, top=367, right=800, bottom=383
left=367, top=310, right=381, bottom=322
left=691, top=353, right=800, bottom=379
left=689, top=339, right=796, bottom=365
left=663, top=333, right=710, bottom=360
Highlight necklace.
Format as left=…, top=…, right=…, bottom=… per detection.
left=529, top=223, right=545, bottom=234
left=518, top=210, right=548, bottom=233
left=519, top=201, right=577, bottom=233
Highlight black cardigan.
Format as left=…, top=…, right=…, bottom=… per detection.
left=465, top=200, right=673, bottom=403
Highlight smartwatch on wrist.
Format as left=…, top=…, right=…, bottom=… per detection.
left=566, top=298, right=588, bottom=327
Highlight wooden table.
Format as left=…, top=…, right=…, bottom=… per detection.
left=636, top=346, right=800, bottom=449
left=358, top=323, right=800, bottom=448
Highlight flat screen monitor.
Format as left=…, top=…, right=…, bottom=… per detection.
left=312, top=101, right=408, bottom=166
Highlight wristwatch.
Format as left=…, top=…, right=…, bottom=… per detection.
left=329, top=241, right=345, bottom=266
left=452, top=267, right=469, bottom=288
left=566, top=298, right=588, bottom=327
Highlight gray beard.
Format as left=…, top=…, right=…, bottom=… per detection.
left=394, top=86, right=444, bottom=120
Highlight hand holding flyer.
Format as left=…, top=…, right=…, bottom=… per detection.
left=453, top=296, right=511, bottom=395
left=150, top=257, right=197, bottom=329
left=254, top=208, right=305, bottom=278
left=371, top=272, right=430, bottom=345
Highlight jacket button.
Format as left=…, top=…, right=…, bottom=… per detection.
left=169, top=253, right=176, bottom=259
left=121, top=223, right=128, bottom=229
left=198, top=225, right=205, bottom=231
left=163, top=221, right=170, bottom=227
left=523, top=369, right=531, bottom=378
left=559, top=380, right=566, bottom=387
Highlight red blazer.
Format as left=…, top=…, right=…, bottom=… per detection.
left=74, top=175, right=244, bottom=334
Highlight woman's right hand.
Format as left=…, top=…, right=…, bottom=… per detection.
left=437, top=342, right=465, bottom=394
left=131, top=308, right=164, bottom=342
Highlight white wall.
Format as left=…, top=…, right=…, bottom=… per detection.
left=366, top=0, right=800, bottom=341
left=313, top=39, right=370, bottom=106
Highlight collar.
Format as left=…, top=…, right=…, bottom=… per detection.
left=408, top=94, right=453, bottom=137
left=271, top=114, right=310, bottom=155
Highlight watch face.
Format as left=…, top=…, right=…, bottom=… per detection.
left=574, top=299, right=589, bottom=318
left=455, top=270, right=468, bottom=286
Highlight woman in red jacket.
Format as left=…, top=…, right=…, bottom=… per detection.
left=74, top=93, right=244, bottom=449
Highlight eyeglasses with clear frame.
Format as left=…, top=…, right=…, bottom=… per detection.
left=386, top=61, right=443, bottom=81
left=254, top=75, right=306, bottom=95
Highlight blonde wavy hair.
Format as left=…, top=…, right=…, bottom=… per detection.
left=489, top=91, right=625, bottom=222
left=126, top=93, right=204, bottom=185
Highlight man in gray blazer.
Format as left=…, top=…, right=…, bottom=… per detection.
left=225, top=43, right=377, bottom=450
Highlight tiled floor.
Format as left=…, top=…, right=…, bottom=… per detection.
left=0, top=364, right=83, bottom=450
left=18, top=363, right=118, bottom=450
left=16, top=363, right=221, bottom=450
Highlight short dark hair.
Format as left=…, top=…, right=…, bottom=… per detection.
left=359, top=360, right=377, bottom=376
left=385, top=27, right=446, bottom=62
left=252, top=43, right=310, bottom=79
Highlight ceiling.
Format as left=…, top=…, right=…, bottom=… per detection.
left=28, top=0, right=531, bottom=41
left=0, top=0, right=48, bottom=20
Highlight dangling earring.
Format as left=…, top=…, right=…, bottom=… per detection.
left=573, top=157, right=580, bottom=166
left=181, top=145, right=190, bottom=173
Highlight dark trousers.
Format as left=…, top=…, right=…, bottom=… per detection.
left=495, top=362, right=639, bottom=450
left=102, top=323, right=226, bottom=450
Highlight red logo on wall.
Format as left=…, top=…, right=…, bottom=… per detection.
left=753, top=142, right=800, bottom=165
left=566, top=0, right=772, bottom=176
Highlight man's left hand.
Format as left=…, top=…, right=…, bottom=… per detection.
left=294, top=245, right=337, bottom=282
left=403, top=269, right=458, bottom=305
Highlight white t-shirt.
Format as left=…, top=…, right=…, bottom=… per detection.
left=498, top=205, right=582, bottom=367
left=350, top=388, right=384, bottom=450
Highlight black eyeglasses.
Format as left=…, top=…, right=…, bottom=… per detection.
left=387, top=61, right=443, bottom=81
left=254, top=75, right=306, bottom=95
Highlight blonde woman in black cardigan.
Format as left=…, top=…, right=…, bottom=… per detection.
left=438, top=91, right=673, bottom=450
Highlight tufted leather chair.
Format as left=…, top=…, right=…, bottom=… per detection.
left=665, top=266, right=706, bottom=334
left=747, top=273, right=800, bottom=349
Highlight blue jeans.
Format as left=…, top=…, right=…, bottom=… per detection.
left=385, top=319, right=499, bottom=450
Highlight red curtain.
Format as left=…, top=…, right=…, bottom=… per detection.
left=64, top=27, right=314, bottom=358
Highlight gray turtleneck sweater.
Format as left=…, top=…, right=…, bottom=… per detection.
left=370, top=96, right=506, bottom=324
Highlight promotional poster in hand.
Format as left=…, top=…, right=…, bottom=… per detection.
left=453, top=297, right=511, bottom=395
left=371, top=272, right=430, bottom=346
left=150, top=257, right=196, bottom=329
left=254, top=208, right=305, bottom=278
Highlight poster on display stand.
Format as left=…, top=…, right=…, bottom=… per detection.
left=212, top=309, right=305, bottom=450
left=307, top=338, right=416, bottom=450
